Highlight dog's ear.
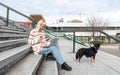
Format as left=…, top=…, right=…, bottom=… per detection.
left=95, top=43, right=101, bottom=47
left=94, top=44, right=101, bottom=50
left=98, top=43, right=101, bottom=47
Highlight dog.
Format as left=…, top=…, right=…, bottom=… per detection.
left=75, top=44, right=101, bottom=63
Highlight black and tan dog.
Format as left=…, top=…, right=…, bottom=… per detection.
left=75, top=44, right=101, bottom=63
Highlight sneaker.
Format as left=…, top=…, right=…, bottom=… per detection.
left=61, top=62, right=72, bottom=71
left=46, top=52, right=56, bottom=60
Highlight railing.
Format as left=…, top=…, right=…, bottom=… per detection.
left=0, top=2, right=58, bottom=31
left=46, top=27, right=120, bottom=52
left=2, top=2, right=118, bottom=53
left=98, top=30, right=120, bottom=42
left=44, top=29, right=90, bottom=53
left=0, top=2, right=37, bottom=27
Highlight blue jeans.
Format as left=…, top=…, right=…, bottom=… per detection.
left=39, top=42, right=64, bottom=65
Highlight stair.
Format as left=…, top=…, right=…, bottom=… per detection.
left=0, top=3, right=59, bottom=74
left=0, top=30, right=59, bottom=75
left=36, top=60, right=58, bottom=75
left=3, top=54, right=42, bottom=75
left=0, top=29, right=58, bottom=75
left=0, top=45, right=31, bottom=74
left=0, top=39, right=27, bottom=52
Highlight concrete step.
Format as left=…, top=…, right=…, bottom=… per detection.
left=0, top=33, right=28, bottom=38
left=0, top=28, right=27, bottom=34
left=0, top=44, right=31, bottom=74
left=3, top=53, right=42, bottom=75
left=36, top=60, right=58, bottom=75
left=0, top=28, right=28, bottom=39
left=0, top=39, right=27, bottom=52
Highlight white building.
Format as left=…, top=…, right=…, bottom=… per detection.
left=46, top=23, right=120, bottom=43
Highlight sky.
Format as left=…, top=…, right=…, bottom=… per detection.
left=0, top=0, right=120, bottom=26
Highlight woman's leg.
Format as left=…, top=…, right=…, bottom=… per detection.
left=54, top=41, right=59, bottom=49
left=39, top=46, right=72, bottom=71
left=39, top=46, right=64, bottom=65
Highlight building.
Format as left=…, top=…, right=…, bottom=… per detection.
left=46, top=23, right=120, bottom=43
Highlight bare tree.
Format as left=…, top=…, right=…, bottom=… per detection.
left=86, top=16, right=109, bottom=41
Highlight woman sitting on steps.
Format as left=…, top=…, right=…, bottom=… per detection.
left=28, top=15, right=72, bottom=71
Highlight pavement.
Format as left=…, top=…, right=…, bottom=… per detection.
left=100, top=44, right=120, bottom=57
left=58, top=38, right=120, bottom=75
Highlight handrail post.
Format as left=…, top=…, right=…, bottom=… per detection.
left=73, top=32, right=75, bottom=53
left=6, top=8, right=9, bottom=26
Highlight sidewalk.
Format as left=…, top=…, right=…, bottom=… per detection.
left=100, top=44, right=120, bottom=57
left=58, top=38, right=120, bottom=75
left=100, top=44, right=120, bottom=49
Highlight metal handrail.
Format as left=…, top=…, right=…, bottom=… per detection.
left=1, top=2, right=119, bottom=53
left=0, top=2, right=37, bottom=25
left=0, top=2, right=56, bottom=31
left=98, top=30, right=120, bottom=42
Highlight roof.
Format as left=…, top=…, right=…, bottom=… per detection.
left=46, top=23, right=120, bottom=27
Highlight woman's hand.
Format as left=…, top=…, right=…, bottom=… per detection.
left=47, top=42, right=50, bottom=46
left=38, top=36, right=44, bottom=42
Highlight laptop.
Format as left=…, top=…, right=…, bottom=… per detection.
left=44, top=37, right=59, bottom=47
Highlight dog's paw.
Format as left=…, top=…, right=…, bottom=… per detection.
left=79, top=61, right=82, bottom=63
left=92, top=60, right=96, bottom=63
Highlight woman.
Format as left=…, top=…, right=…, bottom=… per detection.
left=28, top=15, right=72, bottom=71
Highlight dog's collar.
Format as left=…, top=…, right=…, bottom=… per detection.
left=93, top=47, right=97, bottom=50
